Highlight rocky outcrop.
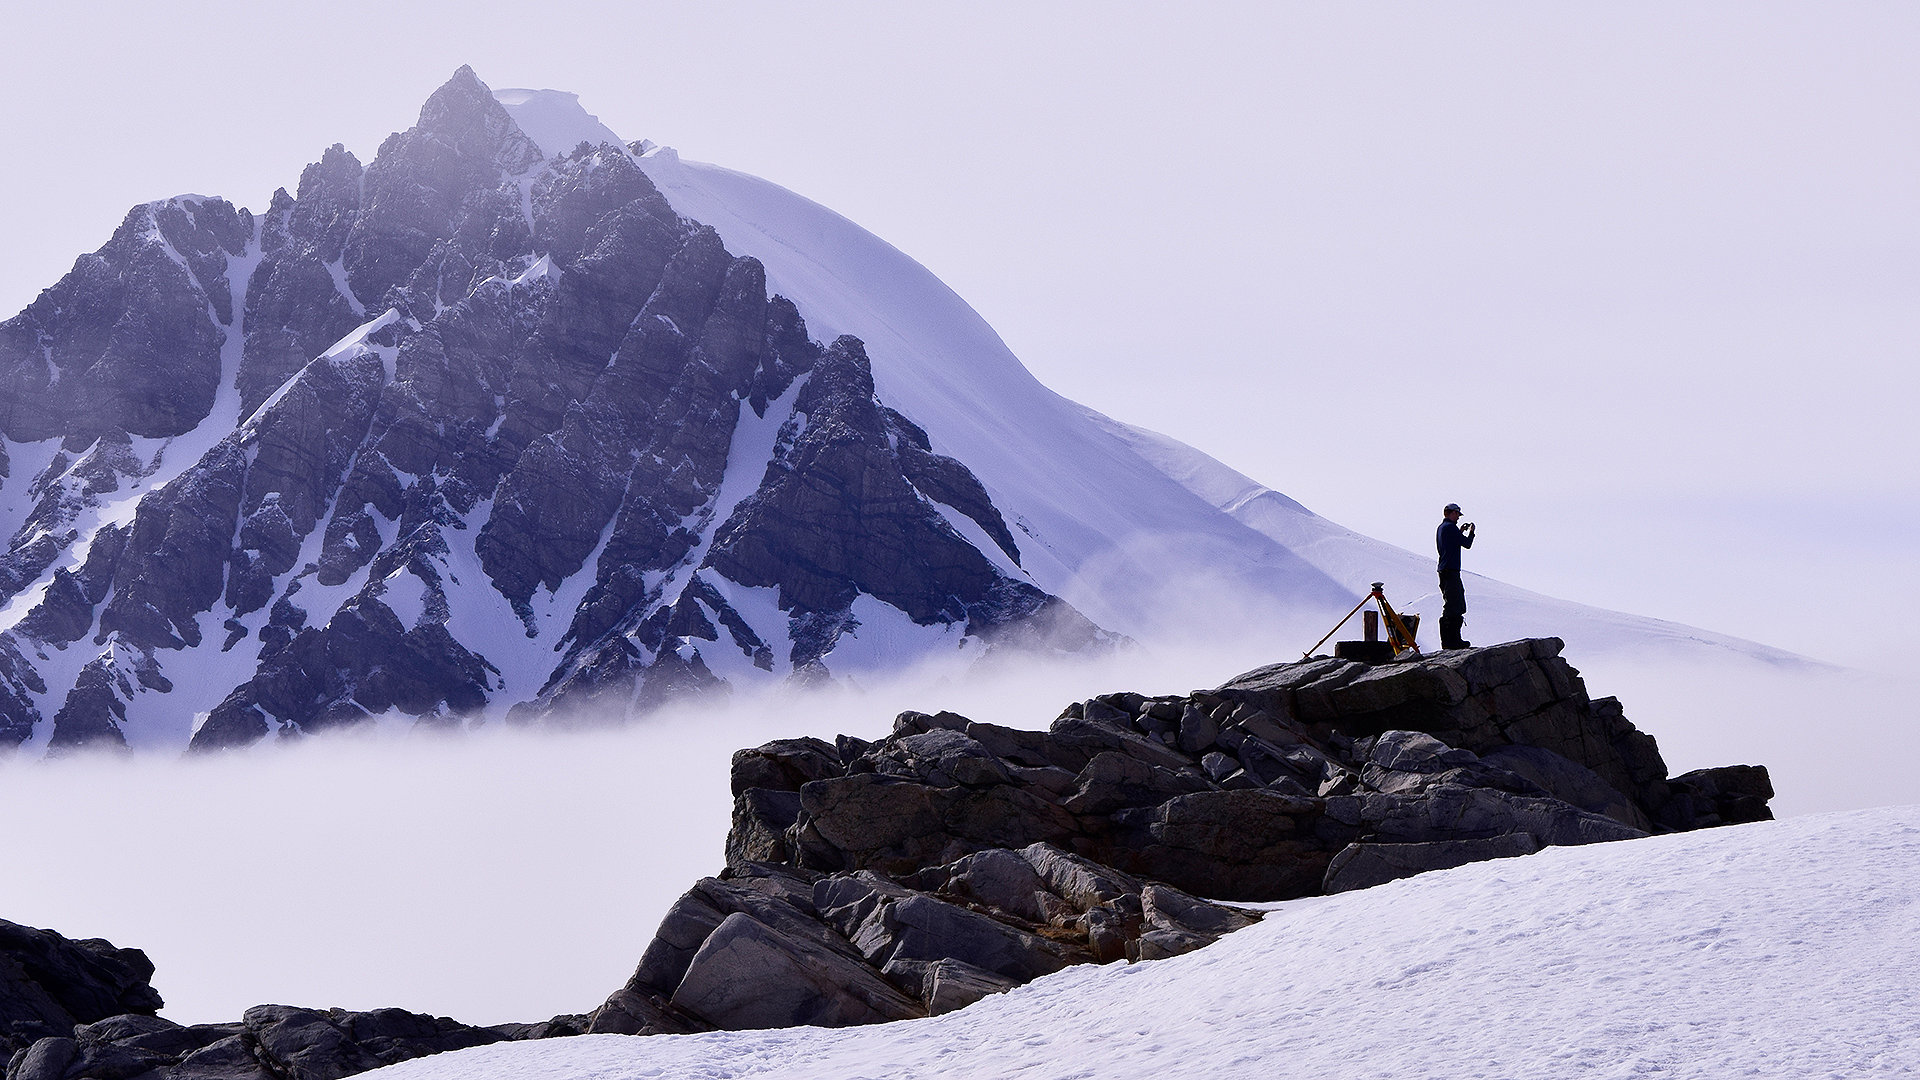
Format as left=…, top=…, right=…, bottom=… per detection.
left=240, top=143, right=367, bottom=418
left=1, top=920, right=162, bottom=1062
left=2, top=919, right=580, bottom=1080
left=588, top=842, right=1258, bottom=1035
left=3, top=1004, right=584, bottom=1080
left=589, top=638, right=1772, bottom=1033
left=0, top=197, right=246, bottom=446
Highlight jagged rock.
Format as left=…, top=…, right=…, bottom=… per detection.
left=590, top=837, right=1254, bottom=1037
left=241, top=145, right=367, bottom=417
left=1214, top=639, right=1703, bottom=826
left=6, top=1038, right=77, bottom=1080
left=163, top=1034, right=273, bottom=1080
left=913, top=847, right=1056, bottom=924
left=918, top=960, right=1018, bottom=1016
left=1666, top=764, right=1776, bottom=829
left=1015, top=843, right=1141, bottom=911
left=1105, top=789, right=1337, bottom=900
left=1, top=999, right=582, bottom=1080
left=1323, top=834, right=1543, bottom=893
left=0, top=636, right=48, bottom=748
left=344, top=66, right=540, bottom=310
left=0, top=197, right=240, bottom=445
left=0, top=915, right=593, bottom=1080
left=15, top=1015, right=244, bottom=1080
left=1481, top=743, right=1652, bottom=831
left=574, top=989, right=694, bottom=1038
left=817, top=875, right=1078, bottom=984
left=241, top=1005, right=497, bottom=1079
left=1141, top=883, right=1257, bottom=939
left=0, top=920, right=161, bottom=1061
left=670, top=912, right=922, bottom=1030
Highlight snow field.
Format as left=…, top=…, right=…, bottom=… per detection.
left=367, top=805, right=1920, bottom=1080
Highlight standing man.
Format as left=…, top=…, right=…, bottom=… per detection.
left=1437, top=503, right=1476, bottom=649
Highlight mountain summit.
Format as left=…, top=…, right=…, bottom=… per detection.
left=0, top=69, right=1789, bottom=755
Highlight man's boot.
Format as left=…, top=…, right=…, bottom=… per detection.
left=1439, top=615, right=1468, bottom=650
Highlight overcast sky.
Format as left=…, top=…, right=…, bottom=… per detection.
left=3, top=2, right=1914, bottom=669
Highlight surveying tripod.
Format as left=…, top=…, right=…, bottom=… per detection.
left=1301, top=582, right=1422, bottom=661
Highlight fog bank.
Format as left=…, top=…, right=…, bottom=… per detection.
left=1, top=643, right=1908, bottom=1026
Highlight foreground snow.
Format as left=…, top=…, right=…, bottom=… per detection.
left=369, top=805, right=1920, bottom=1080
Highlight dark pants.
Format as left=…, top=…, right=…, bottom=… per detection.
left=1438, top=568, right=1467, bottom=648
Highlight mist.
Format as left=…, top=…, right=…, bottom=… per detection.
left=1571, top=655, right=1917, bottom=819
left=0, top=637, right=1284, bottom=1027
left=4, top=632, right=1909, bottom=1028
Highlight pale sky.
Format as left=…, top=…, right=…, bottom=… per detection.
left=3, top=2, right=1915, bottom=669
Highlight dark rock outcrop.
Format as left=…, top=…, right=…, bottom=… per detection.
left=3, top=1003, right=585, bottom=1080
left=1, top=918, right=583, bottom=1080
left=588, top=841, right=1257, bottom=1034
left=1, top=920, right=162, bottom=1062
left=590, top=638, right=1771, bottom=1035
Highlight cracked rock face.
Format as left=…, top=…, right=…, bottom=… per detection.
left=0, top=66, right=1116, bottom=755
left=0, top=919, right=164, bottom=1063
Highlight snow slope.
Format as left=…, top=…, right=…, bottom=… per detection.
left=367, top=804, right=1920, bottom=1080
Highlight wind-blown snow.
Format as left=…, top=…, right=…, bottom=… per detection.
left=366, top=804, right=1920, bottom=1080
left=493, top=89, right=628, bottom=161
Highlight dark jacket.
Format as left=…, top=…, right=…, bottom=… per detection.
left=1437, top=520, right=1474, bottom=571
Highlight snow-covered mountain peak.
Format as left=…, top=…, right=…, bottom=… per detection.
left=492, top=87, right=630, bottom=163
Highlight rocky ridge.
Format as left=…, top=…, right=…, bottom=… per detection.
left=3, top=915, right=578, bottom=1080
left=587, top=637, right=1769, bottom=1034
left=0, top=67, right=1113, bottom=755
left=3, top=640, right=1772, bottom=1078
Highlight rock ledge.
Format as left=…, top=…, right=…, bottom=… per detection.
left=586, top=638, right=1771, bottom=1033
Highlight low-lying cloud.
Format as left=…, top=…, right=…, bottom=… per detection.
left=0, top=637, right=1909, bottom=1028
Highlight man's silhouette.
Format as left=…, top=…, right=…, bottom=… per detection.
left=1437, top=503, right=1475, bottom=649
